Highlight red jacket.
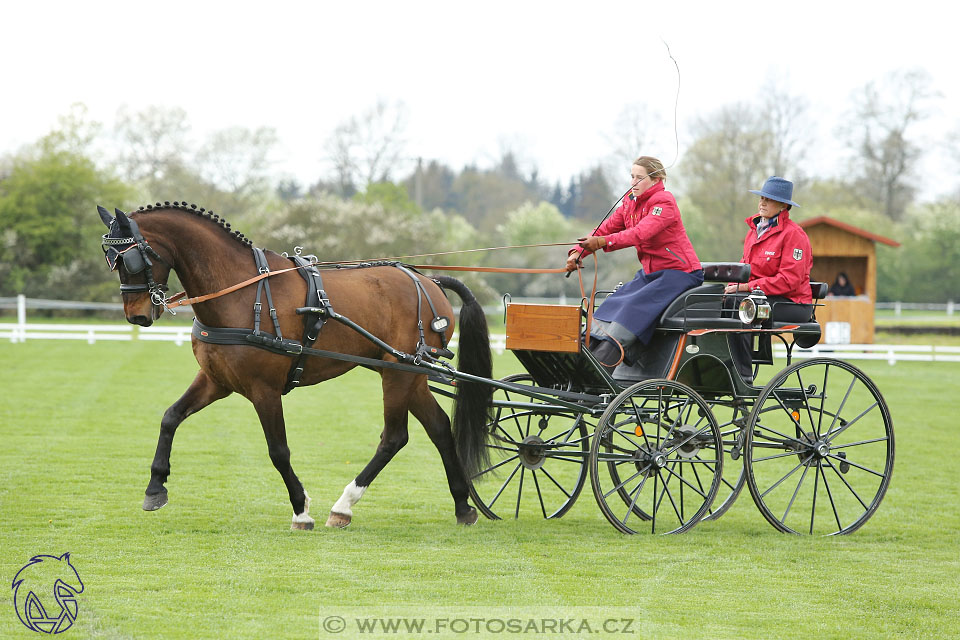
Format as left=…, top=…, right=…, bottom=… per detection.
left=740, top=209, right=813, bottom=303
left=577, top=181, right=701, bottom=273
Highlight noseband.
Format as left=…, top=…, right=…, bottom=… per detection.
left=101, top=217, right=174, bottom=309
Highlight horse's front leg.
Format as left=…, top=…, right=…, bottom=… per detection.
left=144, top=370, right=231, bottom=511
left=252, top=393, right=314, bottom=530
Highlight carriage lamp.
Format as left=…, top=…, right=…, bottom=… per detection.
left=738, top=289, right=772, bottom=325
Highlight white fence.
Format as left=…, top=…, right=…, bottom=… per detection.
left=7, top=323, right=960, bottom=364
left=3, top=294, right=960, bottom=363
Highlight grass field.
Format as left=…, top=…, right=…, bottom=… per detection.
left=2, top=339, right=959, bottom=639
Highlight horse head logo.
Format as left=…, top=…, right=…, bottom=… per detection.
left=11, top=553, right=84, bottom=634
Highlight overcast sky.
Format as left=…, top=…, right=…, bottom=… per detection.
left=3, top=0, right=957, bottom=196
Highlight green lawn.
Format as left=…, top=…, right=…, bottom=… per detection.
left=1, top=340, right=958, bottom=639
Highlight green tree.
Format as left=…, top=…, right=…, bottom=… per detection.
left=0, top=144, right=133, bottom=299
left=488, top=201, right=579, bottom=297
left=677, top=103, right=772, bottom=261
left=879, top=199, right=960, bottom=302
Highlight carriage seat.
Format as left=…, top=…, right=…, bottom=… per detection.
left=656, top=272, right=829, bottom=336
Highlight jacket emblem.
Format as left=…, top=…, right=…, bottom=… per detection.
left=650, top=207, right=662, bottom=216
left=793, top=248, right=803, bottom=260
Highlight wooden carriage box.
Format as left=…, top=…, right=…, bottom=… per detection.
left=505, top=303, right=581, bottom=353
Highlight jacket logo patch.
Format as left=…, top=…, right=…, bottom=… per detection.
left=764, top=250, right=776, bottom=256
left=793, top=248, right=803, bottom=260
left=650, top=207, right=662, bottom=216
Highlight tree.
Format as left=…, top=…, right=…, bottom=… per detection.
left=573, top=165, right=614, bottom=220
left=602, top=102, right=666, bottom=187
left=401, top=159, right=456, bottom=211
left=323, top=99, right=410, bottom=196
left=841, top=69, right=938, bottom=221
left=113, top=105, right=192, bottom=189
left=677, top=103, right=772, bottom=261
left=877, top=199, right=960, bottom=302
left=756, top=75, right=811, bottom=178
left=0, top=145, right=133, bottom=299
left=489, top=201, right=579, bottom=297
left=194, top=126, right=279, bottom=196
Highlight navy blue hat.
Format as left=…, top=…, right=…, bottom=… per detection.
left=749, top=176, right=799, bottom=207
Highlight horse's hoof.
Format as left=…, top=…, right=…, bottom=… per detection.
left=325, top=511, right=351, bottom=528
left=142, top=491, right=168, bottom=511
left=292, top=511, right=316, bottom=531
left=457, top=507, right=479, bottom=526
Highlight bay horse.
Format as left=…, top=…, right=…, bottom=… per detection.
left=98, top=202, right=493, bottom=529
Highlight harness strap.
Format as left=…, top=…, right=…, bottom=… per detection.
left=251, top=248, right=284, bottom=341
left=283, top=254, right=332, bottom=394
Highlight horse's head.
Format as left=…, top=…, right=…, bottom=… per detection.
left=99, top=206, right=174, bottom=326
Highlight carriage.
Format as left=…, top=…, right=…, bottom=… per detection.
left=100, top=204, right=893, bottom=535
left=454, top=263, right=895, bottom=535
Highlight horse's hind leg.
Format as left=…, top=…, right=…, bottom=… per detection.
left=326, top=372, right=413, bottom=528
left=251, top=392, right=314, bottom=530
left=144, top=369, right=231, bottom=511
left=408, top=382, right=477, bottom=525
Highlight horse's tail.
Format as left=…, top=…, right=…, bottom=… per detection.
left=433, top=275, right=493, bottom=480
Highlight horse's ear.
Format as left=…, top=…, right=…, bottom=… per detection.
left=97, top=205, right=114, bottom=228
left=114, top=208, right=130, bottom=229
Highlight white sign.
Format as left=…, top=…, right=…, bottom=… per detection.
left=825, top=321, right=851, bottom=345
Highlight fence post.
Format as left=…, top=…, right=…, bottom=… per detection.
left=16, top=294, right=26, bottom=343
left=948, top=300, right=955, bottom=316
left=894, top=301, right=901, bottom=316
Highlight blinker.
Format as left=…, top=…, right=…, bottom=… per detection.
left=102, top=241, right=148, bottom=274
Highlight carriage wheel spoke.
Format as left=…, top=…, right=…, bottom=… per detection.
left=830, top=436, right=889, bottom=450
left=781, top=462, right=812, bottom=524
left=826, top=453, right=885, bottom=478
left=823, top=459, right=870, bottom=510
left=488, top=461, right=522, bottom=508
left=810, top=460, right=821, bottom=534
left=603, top=464, right=645, bottom=500
left=531, top=470, right=547, bottom=518
left=759, top=454, right=813, bottom=499
left=662, top=463, right=709, bottom=500
left=620, top=476, right=645, bottom=526
left=824, top=376, right=857, bottom=438
left=819, top=462, right=843, bottom=531
left=539, top=465, right=574, bottom=499
left=514, top=467, right=526, bottom=518
left=473, top=454, right=520, bottom=479
left=825, top=401, right=879, bottom=444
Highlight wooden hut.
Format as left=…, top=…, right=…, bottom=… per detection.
left=798, top=216, right=900, bottom=344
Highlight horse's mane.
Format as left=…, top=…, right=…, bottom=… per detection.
left=132, top=201, right=254, bottom=249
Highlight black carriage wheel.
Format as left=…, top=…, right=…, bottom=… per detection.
left=743, top=358, right=894, bottom=535
left=700, top=402, right=748, bottom=522
left=469, top=374, right=590, bottom=520
left=589, top=379, right=723, bottom=534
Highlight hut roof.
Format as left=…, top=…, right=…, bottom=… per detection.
left=798, top=216, right=900, bottom=247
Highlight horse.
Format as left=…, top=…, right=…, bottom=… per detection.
left=97, top=202, right=493, bottom=529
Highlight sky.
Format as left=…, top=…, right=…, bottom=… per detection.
left=2, top=0, right=958, bottom=197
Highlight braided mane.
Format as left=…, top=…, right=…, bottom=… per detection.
left=133, top=201, right=255, bottom=248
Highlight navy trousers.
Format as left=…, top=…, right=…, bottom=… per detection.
left=591, top=269, right=704, bottom=347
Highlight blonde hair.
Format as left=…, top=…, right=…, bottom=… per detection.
left=634, top=156, right=666, bottom=181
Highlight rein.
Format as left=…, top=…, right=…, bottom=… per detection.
left=154, top=242, right=603, bottom=346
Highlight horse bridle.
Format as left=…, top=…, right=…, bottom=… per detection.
left=101, top=216, right=174, bottom=308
